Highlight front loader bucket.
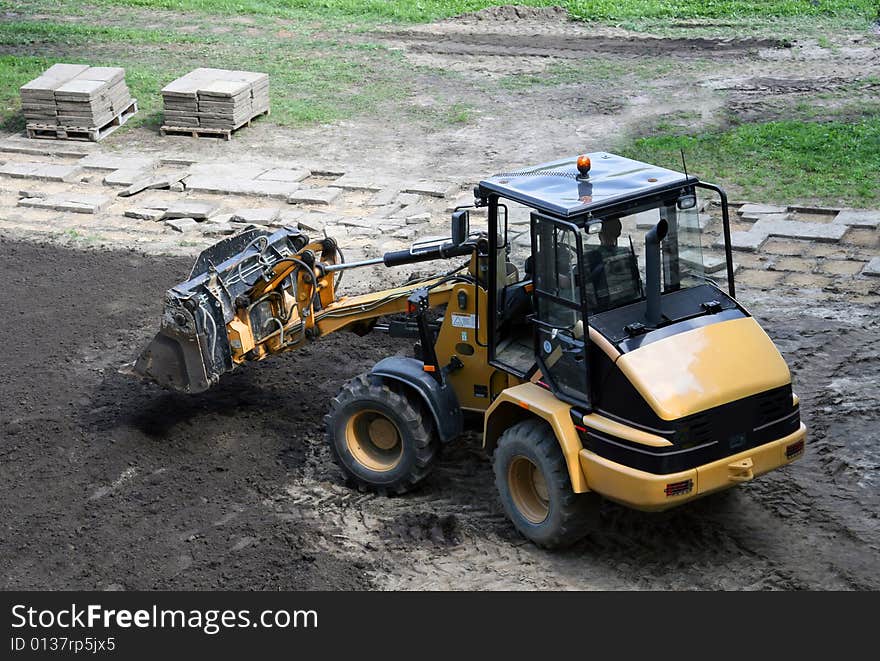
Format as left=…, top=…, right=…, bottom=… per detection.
left=130, top=309, right=215, bottom=393
left=126, top=226, right=309, bottom=393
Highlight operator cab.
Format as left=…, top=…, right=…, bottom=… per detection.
left=475, top=152, right=739, bottom=410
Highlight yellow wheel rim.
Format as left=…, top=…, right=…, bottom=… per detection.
left=344, top=409, right=403, bottom=472
left=508, top=455, right=550, bottom=524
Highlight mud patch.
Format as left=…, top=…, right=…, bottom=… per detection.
left=381, top=512, right=461, bottom=547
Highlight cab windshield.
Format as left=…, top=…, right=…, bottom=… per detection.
left=581, top=200, right=707, bottom=314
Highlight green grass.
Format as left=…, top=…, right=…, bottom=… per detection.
left=497, top=58, right=691, bottom=90
left=620, top=118, right=880, bottom=206
left=82, top=1, right=879, bottom=23
left=0, top=20, right=406, bottom=128
left=0, top=20, right=219, bottom=46
left=0, top=55, right=52, bottom=130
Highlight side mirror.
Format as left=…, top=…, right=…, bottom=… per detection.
left=451, top=209, right=470, bottom=246
left=677, top=193, right=697, bottom=210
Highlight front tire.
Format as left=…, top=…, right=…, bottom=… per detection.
left=325, top=373, right=439, bottom=495
left=493, top=419, right=597, bottom=548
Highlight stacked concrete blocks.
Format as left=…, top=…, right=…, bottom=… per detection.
left=21, top=64, right=137, bottom=141
left=160, top=68, right=270, bottom=139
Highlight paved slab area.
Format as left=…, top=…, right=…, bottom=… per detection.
left=0, top=144, right=876, bottom=304
left=729, top=215, right=849, bottom=251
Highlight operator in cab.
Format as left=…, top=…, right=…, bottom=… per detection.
left=583, top=217, right=642, bottom=312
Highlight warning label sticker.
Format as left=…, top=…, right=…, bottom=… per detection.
left=451, top=313, right=476, bottom=329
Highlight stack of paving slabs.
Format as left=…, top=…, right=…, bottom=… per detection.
left=160, top=68, right=270, bottom=138
left=20, top=64, right=89, bottom=125
left=21, top=64, right=136, bottom=141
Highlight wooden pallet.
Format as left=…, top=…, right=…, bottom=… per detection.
left=26, top=99, right=138, bottom=142
left=160, top=108, right=270, bottom=141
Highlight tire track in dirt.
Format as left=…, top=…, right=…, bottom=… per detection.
left=380, top=31, right=786, bottom=60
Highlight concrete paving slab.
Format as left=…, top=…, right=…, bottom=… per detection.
left=863, top=257, right=880, bottom=277
left=287, top=187, right=341, bottom=205
left=740, top=211, right=791, bottom=222
left=31, top=163, right=83, bottom=183
left=165, top=217, right=200, bottom=232
left=159, top=156, right=199, bottom=167
left=367, top=187, right=401, bottom=207
left=0, top=162, right=41, bottom=178
left=406, top=212, right=431, bottom=224
left=738, top=203, right=788, bottom=216
left=136, top=195, right=175, bottom=211
left=78, top=154, right=156, bottom=172
left=752, top=217, right=848, bottom=243
left=364, top=203, right=404, bottom=220
left=118, top=169, right=189, bottom=196
left=0, top=134, right=97, bottom=157
left=16, top=197, right=55, bottom=211
left=164, top=200, right=219, bottom=220
left=105, top=169, right=150, bottom=187
left=184, top=174, right=299, bottom=199
left=230, top=207, right=281, bottom=225
left=201, top=222, right=236, bottom=236
left=17, top=188, right=47, bottom=199
left=301, top=163, right=346, bottom=177
left=727, top=216, right=848, bottom=251
left=834, top=209, right=880, bottom=228
left=188, top=162, right=268, bottom=180
left=331, top=174, right=383, bottom=192
left=337, top=217, right=373, bottom=229
left=124, top=208, right=165, bottom=221
left=397, top=193, right=424, bottom=207
left=392, top=227, right=418, bottom=240
left=726, top=231, right=768, bottom=252
left=401, top=180, right=458, bottom=199
left=20, top=192, right=109, bottom=214
left=297, top=213, right=333, bottom=233
left=257, top=168, right=310, bottom=183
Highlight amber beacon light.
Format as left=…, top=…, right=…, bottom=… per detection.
left=576, top=154, right=591, bottom=177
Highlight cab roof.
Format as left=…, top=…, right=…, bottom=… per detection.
left=478, top=152, right=697, bottom=219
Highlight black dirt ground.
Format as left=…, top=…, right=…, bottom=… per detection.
left=1, top=239, right=877, bottom=590
left=0, top=238, right=405, bottom=590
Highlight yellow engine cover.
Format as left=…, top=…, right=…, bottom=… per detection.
left=615, top=317, right=791, bottom=421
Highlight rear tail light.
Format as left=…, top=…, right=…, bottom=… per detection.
left=786, top=439, right=805, bottom=459
left=664, top=479, right=693, bottom=497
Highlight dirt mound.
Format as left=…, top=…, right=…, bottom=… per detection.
left=450, top=5, right=570, bottom=23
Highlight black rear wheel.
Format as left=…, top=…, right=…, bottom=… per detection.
left=325, top=373, right=439, bottom=495
left=493, top=418, right=598, bottom=548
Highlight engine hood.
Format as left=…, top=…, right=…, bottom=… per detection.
left=615, top=316, right=791, bottom=421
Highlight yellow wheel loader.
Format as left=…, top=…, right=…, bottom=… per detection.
left=129, top=153, right=806, bottom=548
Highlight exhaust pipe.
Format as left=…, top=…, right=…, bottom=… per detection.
left=645, top=218, right=668, bottom=327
